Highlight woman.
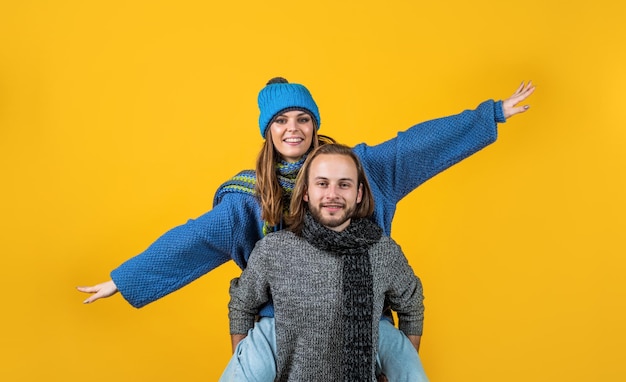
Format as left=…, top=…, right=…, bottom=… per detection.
left=78, top=77, right=535, bottom=380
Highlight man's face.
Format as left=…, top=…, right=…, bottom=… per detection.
left=303, top=153, right=363, bottom=232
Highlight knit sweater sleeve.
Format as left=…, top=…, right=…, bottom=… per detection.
left=352, top=100, right=504, bottom=203
left=383, top=238, right=425, bottom=336
left=110, top=193, right=262, bottom=308
left=228, top=237, right=274, bottom=335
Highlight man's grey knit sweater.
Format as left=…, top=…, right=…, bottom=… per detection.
left=229, top=230, right=424, bottom=381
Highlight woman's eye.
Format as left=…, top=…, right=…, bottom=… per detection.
left=298, top=117, right=311, bottom=123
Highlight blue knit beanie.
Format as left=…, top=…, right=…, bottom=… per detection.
left=257, top=77, right=321, bottom=138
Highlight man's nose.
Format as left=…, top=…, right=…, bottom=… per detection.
left=326, top=185, right=338, bottom=198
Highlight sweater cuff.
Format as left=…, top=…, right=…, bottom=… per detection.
left=229, top=316, right=256, bottom=335
left=399, top=320, right=423, bottom=337
left=495, top=100, right=506, bottom=123
left=110, top=269, right=145, bottom=309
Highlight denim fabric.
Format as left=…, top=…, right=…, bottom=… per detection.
left=378, top=319, right=429, bottom=381
left=220, top=317, right=428, bottom=381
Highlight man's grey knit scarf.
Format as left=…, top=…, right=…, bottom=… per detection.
left=301, top=212, right=382, bottom=381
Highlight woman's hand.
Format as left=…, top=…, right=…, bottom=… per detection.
left=502, top=81, right=535, bottom=119
left=76, top=280, right=119, bottom=304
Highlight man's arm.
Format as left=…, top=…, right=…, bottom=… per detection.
left=230, top=333, right=247, bottom=353
left=228, top=238, right=274, bottom=352
left=407, top=334, right=422, bottom=353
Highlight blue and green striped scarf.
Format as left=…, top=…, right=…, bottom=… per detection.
left=213, top=156, right=307, bottom=236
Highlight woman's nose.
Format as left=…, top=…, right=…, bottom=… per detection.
left=285, top=118, right=297, bottom=131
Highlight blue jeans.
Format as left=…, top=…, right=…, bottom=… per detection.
left=219, top=317, right=428, bottom=381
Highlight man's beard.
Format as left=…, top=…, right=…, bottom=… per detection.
left=308, top=202, right=357, bottom=229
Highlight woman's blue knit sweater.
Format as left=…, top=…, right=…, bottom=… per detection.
left=111, top=100, right=504, bottom=311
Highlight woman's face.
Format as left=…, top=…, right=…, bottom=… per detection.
left=269, top=110, right=315, bottom=162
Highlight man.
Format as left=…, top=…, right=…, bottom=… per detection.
left=223, top=143, right=426, bottom=382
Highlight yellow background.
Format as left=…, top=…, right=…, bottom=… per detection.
left=1, top=1, right=625, bottom=381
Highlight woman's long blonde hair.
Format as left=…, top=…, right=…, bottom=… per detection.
left=255, top=128, right=335, bottom=227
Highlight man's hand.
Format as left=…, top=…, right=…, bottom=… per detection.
left=230, top=333, right=247, bottom=353
left=407, top=334, right=422, bottom=353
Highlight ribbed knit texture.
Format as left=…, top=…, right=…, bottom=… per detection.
left=257, top=80, right=321, bottom=137
left=302, top=213, right=382, bottom=381
left=110, top=100, right=501, bottom=309
left=229, top=220, right=422, bottom=381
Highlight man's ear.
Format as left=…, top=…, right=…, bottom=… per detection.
left=356, top=183, right=363, bottom=204
left=303, top=188, right=309, bottom=202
